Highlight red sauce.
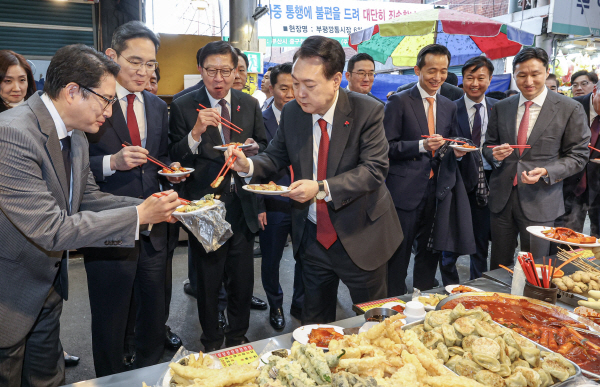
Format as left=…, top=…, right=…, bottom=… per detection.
left=392, top=305, right=405, bottom=313
left=442, top=294, right=600, bottom=374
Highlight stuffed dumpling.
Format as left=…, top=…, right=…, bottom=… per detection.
left=513, top=366, right=541, bottom=387
left=505, top=371, right=528, bottom=387
left=474, top=370, right=506, bottom=387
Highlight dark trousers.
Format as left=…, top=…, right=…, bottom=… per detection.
left=192, top=193, right=254, bottom=350
left=188, top=239, right=227, bottom=312
left=490, top=186, right=553, bottom=270
left=84, top=235, right=166, bottom=377
left=0, top=274, right=64, bottom=387
left=555, top=191, right=600, bottom=237
left=259, top=211, right=304, bottom=311
left=299, top=220, right=387, bottom=324
left=388, top=179, right=440, bottom=295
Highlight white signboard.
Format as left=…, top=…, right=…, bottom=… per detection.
left=222, top=0, right=431, bottom=47
left=549, top=0, right=600, bottom=36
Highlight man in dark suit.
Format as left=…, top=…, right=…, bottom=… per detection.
left=483, top=48, right=589, bottom=269
left=258, top=62, right=304, bottom=330
left=384, top=44, right=469, bottom=295
left=169, top=41, right=268, bottom=352
left=0, top=44, right=179, bottom=387
left=82, top=22, right=186, bottom=377
left=226, top=36, right=402, bottom=324
left=344, top=53, right=384, bottom=105
left=556, top=85, right=600, bottom=236
left=173, top=47, right=205, bottom=101
left=395, top=77, right=464, bottom=102
left=441, top=56, right=498, bottom=282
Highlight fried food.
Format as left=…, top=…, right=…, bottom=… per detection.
left=456, top=144, right=477, bottom=149
left=175, top=194, right=216, bottom=213
left=451, top=285, right=477, bottom=294
left=308, top=328, right=343, bottom=348
left=247, top=181, right=284, bottom=192
left=541, top=227, right=597, bottom=244
left=162, top=166, right=189, bottom=174
left=210, top=176, right=225, bottom=188
left=169, top=360, right=259, bottom=387
left=418, top=294, right=447, bottom=307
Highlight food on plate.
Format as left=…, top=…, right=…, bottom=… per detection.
left=247, top=181, right=284, bottom=192
left=162, top=166, right=190, bottom=174
left=222, top=142, right=243, bottom=147
left=451, top=286, right=476, bottom=294
left=574, top=306, right=600, bottom=323
left=308, top=327, right=344, bottom=347
left=175, top=194, right=216, bottom=213
left=441, top=293, right=600, bottom=374
left=552, top=271, right=600, bottom=293
left=457, top=144, right=477, bottom=149
left=540, top=227, right=597, bottom=244
left=418, top=294, right=448, bottom=307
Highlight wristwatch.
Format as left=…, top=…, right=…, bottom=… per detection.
left=316, top=181, right=327, bottom=200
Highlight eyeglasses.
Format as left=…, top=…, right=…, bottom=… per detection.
left=120, top=55, right=159, bottom=71
left=351, top=71, right=376, bottom=79
left=79, top=85, right=118, bottom=110
left=203, top=67, right=234, bottom=77
left=572, top=81, right=591, bottom=88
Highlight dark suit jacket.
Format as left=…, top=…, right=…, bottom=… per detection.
left=168, top=86, right=268, bottom=233
left=0, top=92, right=140, bottom=347
left=562, top=93, right=600, bottom=204
left=173, top=80, right=204, bottom=101
left=85, top=91, right=171, bottom=253
left=249, top=89, right=402, bottom=270
left=455, top=96, right=498, bottom=141
left=261, top=105, right=291, bottom=225
left=367, top=92, right=385, bottom=105
left=482, top=91, right=590, bottom=222
left=384, top=85, right=459, bottom=211
left=396, top=82, right=464, bottom=101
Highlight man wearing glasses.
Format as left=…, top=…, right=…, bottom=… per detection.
left=571, top=70, right=598, bottom=98
left=344, top=53, right=384, bottom=105
left=82, top=21, right=184, bottom=377
left=169, top=40, right=267, bottom=352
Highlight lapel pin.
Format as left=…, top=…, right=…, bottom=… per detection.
left=344, top=121, right=350, bottom=126
left=237, top=105, right=240, bottom=112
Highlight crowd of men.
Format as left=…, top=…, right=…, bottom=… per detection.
left=0, top=19, right=599, bottom=387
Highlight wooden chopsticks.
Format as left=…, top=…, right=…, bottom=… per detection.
left=486, top=145, right=531, bottom=148
left=197, top=103, right=244, bottom=134
left=152, top=191, right=191, bottom=205
left=210, top=145, right=238, bottom=188
left=121, top=142, right=175, bottom=172
left=421, top=135, right=467, bottom=144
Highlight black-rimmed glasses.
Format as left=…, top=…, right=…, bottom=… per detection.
left=79, top=85, right=118, bottom=110
left=120, top=55, right=159, bottom=71
left=203, top=67, right=234, bottom=77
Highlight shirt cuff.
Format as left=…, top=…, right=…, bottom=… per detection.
left=324, top=180, right=332, bottom=202
left=135, top=207, right=140, bottom=241
left=188, top=131, right=201, bottom=154
left=419, top=140, right=427, bottom=153
left=238, top=159, right=254, bottom=184
left=103, top=155, right=116, bottom=177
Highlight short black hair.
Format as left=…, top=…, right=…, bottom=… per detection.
left=462, top=56, right=494, bottom=77
left=196, top=47, right=204, bottom=66
left=154, top=67, right=160, bottom=83
left=270, top=62, right=293, bottom=87
left=445, top=72, right=458, bottom=86
left=197, top=41, right=238, bottom=69
left=571, top=70, right=598, bottom=84
left=234, top=48, right=249, bottom=68
left=506, top=89, right=519, bottom=97
left=111, top=21, right=160, bottom=54
left=293, top=35, right=345, bottom=80
left=347, top=53, right=375, bottom=73
left=486, top=91, right=507, bottom=100
left=45, top=44, right=120, bottom=100
left=416, top=44, right=451, bottom=69
left=512, top=47, right=548, bottom=72
left=546, top=73, right=559, bottom=88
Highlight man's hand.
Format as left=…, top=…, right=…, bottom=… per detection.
left=424, top=134, right=445, bottom=152
left=521, top=168, right=547, bottom=184
left=242, top=138, right=259, bottom=157
left=258, top=212, right=267, bottom=230
left=283, top=180, right=319, bottom=203
left=453, top=149, right=467, bottom=158
left=492, top=143, right=514, bottom=161
left=110, top=146, right=148, bottom=171
left=224, top=146, right=250, bottom=173
left=137, top=190, right=180, bottom=225
left=166, top=162, right=189, bottom=184
left=191, top=108, right=220, bottom=141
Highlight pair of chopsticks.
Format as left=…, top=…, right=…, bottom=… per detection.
left=152, top=191, right=191, bottom=205
left=121, top=142, right=175, bottom=172
left=421, top=135, right=467, bottom=144
left=518, top=252, right=542, bottom=287
left=197, top=103, right=244, bottom=134
left=486, top=145, right=531, bottom=149
left=210, top=145, right=238, bottom=188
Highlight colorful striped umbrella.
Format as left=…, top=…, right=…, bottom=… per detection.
left=349, top=9, right=535, bottom=67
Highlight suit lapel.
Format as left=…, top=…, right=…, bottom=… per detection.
left=106, top=101, right=131, bottom=145
left=194, top=87, right=224, bottom=146
left=297, top=107, right=313, bottom=180
left=522, top=92, right=559, bottom=158
left=70, top=130, right=86, bottom=211
left=456, top=97, right=471, bottom=139
left=505, top=96, right=520, bottom=145
left=142, top=91, right=159, bottom=155
left=327, top=90, right=353, bottom=177
left=408, top=86, right=430, bottom=136
left=263, top=107, right=278, bottom=141
left=436, top=97, right=451, bottom=136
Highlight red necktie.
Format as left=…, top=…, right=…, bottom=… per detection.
left=514, top=101, right=534, bottom=186
left=126, top=94, right=141, bottom=147
left=316, top=118, right=337, bottom=249
left=575, top=116, right=600, bottom=196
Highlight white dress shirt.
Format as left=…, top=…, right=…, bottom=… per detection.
left=187, top=89, right=232, bottom=152
left=516, top=87, right=547, bottom=140
left=416, top=82, right=437, bottom=153
left=272, top=103, right=282, bottom=124
left=590, top=94, right=598, bottom=127
left=40, top=92, right=139, bottom=239
left=102, top=82, right=147, bottom=177
left=464, top=95, right=492, bottom=170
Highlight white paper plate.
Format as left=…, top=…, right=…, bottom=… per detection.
left=172, top=199, right=221, bottom=216
left=242, top=185, right=291, bottom=195
left=292, top=324, right=344, bottom=348
left=161, top=353, right=221, bottom=387
left=527, top=225, right=600, bottom=247
left=445, top=284, right=484, bottom=294
left=213, top=144, right=252, bottom=151
left=259, top=349, right=291, bottom=366
left=449, top=144, right=479, bottom=152
left=158, top=168, right=194, bottom=177
left=590, top=159, right=600, bottom=164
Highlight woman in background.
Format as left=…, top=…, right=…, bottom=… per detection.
left=0, top=50, right=36, bottom=113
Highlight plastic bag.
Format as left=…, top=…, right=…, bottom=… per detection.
left=173, top=200, right=233, bottom=252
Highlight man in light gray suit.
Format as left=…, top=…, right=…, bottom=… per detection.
left=482, top=48, right=590, bottom=269
left=0, top=44, right=180, bottom=387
